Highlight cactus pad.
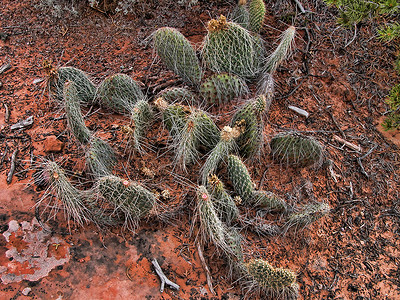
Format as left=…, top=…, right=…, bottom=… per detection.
left=227, top=154, right=255, bottom=202
left=270, top=132, right=324, bottom=167
left=64, top=81, right=92, bottom=145
left=154, top=27, right=202, bottom=86
left=96, top=73, right=144, bottom=114
left=231, top=0, right=250, bottom=29
left=248, top=0, right=266, bottom=33
left=287, top=201, right=330, bottom=229
left=85, top=137, right=117, bottom=178
left=156, top=87, right=197, bottom=105
left=202, top=15, right=263, bottom=79
left=252, top=190, right=287, bottom=211
left=200, top=73, right=249, bottom=105
left=126, top=99, right=153, bottom=153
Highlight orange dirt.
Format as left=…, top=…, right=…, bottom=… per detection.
left=1, top=0, right=400, bottom=299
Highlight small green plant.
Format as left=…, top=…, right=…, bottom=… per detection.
left=200, top=73, right=249, bottom=105
left=245, top=259, right=299, bottom=299
left=270, top=132, right=324, bottom=167
left=96, top=73, right=144, bottom=114
left=44, top=63, right=96, bottom=105
left=153, top=27, right=203, bottom=86
left=202, top=15, right=264, bottom=80
left=95, top=175, right=156, bottom=231
left=64, top=81, right=92, bottom=145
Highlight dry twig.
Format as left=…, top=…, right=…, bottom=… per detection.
left=6, top=149, right=18, bottom=184
left=151, top=258, right=180, bottom=293
left=196, top=242, right=216, bottom=295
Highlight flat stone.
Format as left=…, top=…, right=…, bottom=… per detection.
left=44, top=135, right=64, bottom=153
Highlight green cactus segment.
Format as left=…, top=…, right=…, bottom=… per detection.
left=247, top=259, right=297, bottom=290
left=227, top=154, right=254, bottom=202
left=231, top=0, right=250, bottom=29
left=231, top=95, right=267, bottom=157
left=97, top=175, right=155, bottom=229
left=128, top=99, right=153, bottom=153
left=249, top=0, right=266, bottom=33
left=224, top=228, right=244, bottom=264
left=41, top=161, right=92, bottom=226
left=176, top=110, right=220, bottom=169
left=47, top=66, right=96, bottom=105
left=207, top=175, right=240, bottom=225
left=270, top=132, right=323, bottom=167
left=288, top=202, right=330, bottom=228
left=85, top=137, right=117, bottom=178
left=196, top=186, right=231, bottom=254
left=154, top=27, right=202, bottom=86
left=157, top=87, right=196, bottom=105
left=200, top=125, right=243, bottom=184
left=64, top=81, right=92, bottom=145
left=202, top=15, right=263, bottom=80
left=264, top=26, right=296, bottom=74
left=200, top=73, right=249, bottom=105
left=96, top=73, right=144, bottom=114
left=252, top=190, right=287, bottom=211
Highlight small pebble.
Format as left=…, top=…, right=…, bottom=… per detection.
left=22, top=287, right=31, bottom=296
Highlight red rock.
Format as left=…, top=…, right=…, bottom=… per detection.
left=44, top=135, right=64, bottom=153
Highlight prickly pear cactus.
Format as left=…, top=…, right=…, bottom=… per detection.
left=175, top=109, right=220, bottom=169
left=154, top=27, right=202, bottom=86
left=200, top=124, right=244, bottom=184
left=96, top=73, right=144, bottom=114
left=246, top=259, right=299, bottom=297
left=154, top=97, right=190, bottom=142
left=202, top=15, right=263, bottom=80
left=126, top=99, right=153, bottom=153
left=287, top=201, right=330, bottom=229
left=156, top=87, right=197, bottom=105
left=252, top=190, right=287, bottom=211
left=248, top=0, right=266, bottom=33
left=231, top=95, right=267, bottom=157
left=270, top=132, right=323, bottom=167
left=207, top=174, right=239, bottom=225
left=231, top=0, right=250, bottom=29
left=64, top=81, right=92, bottom=145
left=200, top=73, right=249, bottom=105
left=96, top=175, right=155, bottom=230
left=227, top=154, right=255, bottom=202
left=45, top=64, right=96, bottom=105
left=85, top=137, right=117, bottom=178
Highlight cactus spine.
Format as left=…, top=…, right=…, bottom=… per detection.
left=248, top=0, right=266, bottom=33
left=45, top=64, right=96, bottom=105
left=200, top=73, right=249, bottom=105
left=227, top=154, right=255, bottom=202
left=96, top=73, right=144, bottom=114
left=202, top=15, right=263, bottom=80
left=64, top=81, right=92, bottom=145
left=96, top=175, right=156, bottom=231
left=207, top=174, right=239, bottom=225
left=246, top=259, right=299, bottom=298
left=153, top=27, right=202, bottom=86
left=231, top=95, right=267, bottom=157
left=270, top=132, right=324, bottom=167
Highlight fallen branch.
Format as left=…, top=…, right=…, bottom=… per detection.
left=4, top=102, right=10, bottom=123
left=6, top=149, right=18, bottom=184
left=11, top=116, right=33, bottom=130
left=0, top=62, right=11, bottom=75
left=0, top=144, right=8, bottom=168
left=333, top=135, right=362, bottom=152
left=288, top=105, right=309, bottom=118
left=196, top=242, right=216, bottom=295
left=151, top=258, right=180, bottom=293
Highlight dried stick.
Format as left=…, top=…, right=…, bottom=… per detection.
left=196, top=242, right=216, bottom=295
left=0, top=144, right=8, bottom=168
left=151, top=258, right=180, bottom=293
left=6, top=149, right=18, bottom=184
left=4, top=102, right=10, bottom=123
left=333, top=135, right=362, bottom=152
left=0, top=62, right=11, bottom=75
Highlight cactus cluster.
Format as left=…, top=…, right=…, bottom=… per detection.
left=35, top=3, right=333, bottom=299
